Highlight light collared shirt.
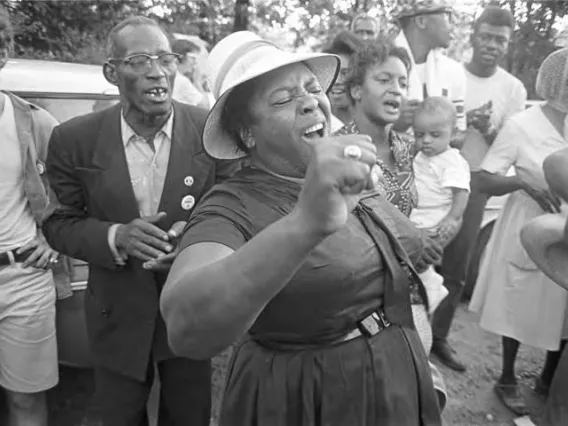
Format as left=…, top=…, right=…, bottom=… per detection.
left=108, top=110, right=174, bottom=264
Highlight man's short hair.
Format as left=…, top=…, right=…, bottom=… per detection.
left=473, top=6, right=515, bottom=33
left=172, top=39, right=201, bottom=56
left=415, top=96, right=457, bottom=127
left=350, top=13, right=379, bottom=32
left=323, top=31, right=365, bottom=57
left=0, top=5, right=13, bottom=51
left=107, top=16, right=170, bottom=58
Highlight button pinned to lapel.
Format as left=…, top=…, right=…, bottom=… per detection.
left=184, top=176, right=194, bottom=187
left=36, top=162, right=45, bottom=175
left=181, top=195, right=195, bottom=211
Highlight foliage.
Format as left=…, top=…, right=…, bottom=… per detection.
left=2, top=0, right=568, bottom=97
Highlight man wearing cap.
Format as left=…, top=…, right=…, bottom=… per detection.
left=433, top=6, right=526, bottom=373
left=42, top=16, right=236, bottom=425
left=0, top=6, right=67, bottom=426
left=392, top=0, right=467, bottom=137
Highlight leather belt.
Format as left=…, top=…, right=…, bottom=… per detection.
left=0, top=248, right=35, bottom=268
left=338, top=307, right=392, bottom=343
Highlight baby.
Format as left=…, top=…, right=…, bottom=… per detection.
left=410, top=97, right=471, bottom=318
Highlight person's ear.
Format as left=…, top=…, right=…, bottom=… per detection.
left=350, top=85, right=362, bottom=102
left=415, top=15, right=428, bottom=30
left=239, top=128, right=256, bottom=150
left=103, top=62, right=119, bottom=86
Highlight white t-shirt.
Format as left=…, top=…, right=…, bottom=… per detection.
left=410, top=148, right=471, bottom=231
left=0, top=93, right=37, bottom=251
left=461, top=66, right=527, bottom=170
left=413, top=56, right=467, bottom=131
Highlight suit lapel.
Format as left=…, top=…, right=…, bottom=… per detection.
left=91, top=104, right=140, bottom=222
left=157, top=101, right=201, bottom=217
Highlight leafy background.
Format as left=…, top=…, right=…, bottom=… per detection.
left=4, top=0, right=568, bottom=99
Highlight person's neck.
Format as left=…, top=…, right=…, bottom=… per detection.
left=333, top=106, right=353, bottom=125
left=466, top=60, right=498, bottom=79
left=123, top=106, right=172, bottom=140
left=249, top=157, right=305, bottom=184
left=404, top=28, right=431, bottom=64
left=353, top=108, right=390, bottom=149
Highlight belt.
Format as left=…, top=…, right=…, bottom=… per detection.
left=0, top=248, right=36, bottom=268
left=339, top=307, right=392, bottom=343
left=251, top=307, right=392, bottom=352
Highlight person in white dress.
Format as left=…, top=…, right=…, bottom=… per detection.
left=470, top=48, right=568, bottom=416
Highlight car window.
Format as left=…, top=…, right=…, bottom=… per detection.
left=23, top=96, right=119, bottom=122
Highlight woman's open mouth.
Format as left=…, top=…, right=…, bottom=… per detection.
left=384, top=99, right=400, bottom=113
left=302, top=123, right=326, bottom=140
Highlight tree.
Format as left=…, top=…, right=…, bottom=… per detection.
left=233, top=0, right=250, bottom=31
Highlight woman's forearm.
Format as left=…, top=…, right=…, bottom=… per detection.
left=161, top=211, right=327, bottom=359
left=477, top=170, right=524, bottom=196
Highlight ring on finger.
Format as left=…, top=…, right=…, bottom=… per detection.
left=343, top=145, right=362, bottom=161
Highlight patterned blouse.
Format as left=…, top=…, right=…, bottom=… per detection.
left=335, top=121, right=418, bottom=217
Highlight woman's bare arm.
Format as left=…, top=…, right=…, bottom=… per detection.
left=477, top=170, right=524, bottom=197
left=160, top=212, right=324, bottom=359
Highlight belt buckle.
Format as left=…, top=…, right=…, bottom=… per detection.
left=372, top=309, right=391, bottom=329
left=358, top=309, right=391, bottom=337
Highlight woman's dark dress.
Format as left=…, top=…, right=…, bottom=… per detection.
left=180, top=168, right=441, bottom=426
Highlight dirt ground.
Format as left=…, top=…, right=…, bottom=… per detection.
left=0, top=304, right=549, bottom=426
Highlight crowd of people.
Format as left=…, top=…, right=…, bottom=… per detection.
left=1, top=0, right=567, bottom=425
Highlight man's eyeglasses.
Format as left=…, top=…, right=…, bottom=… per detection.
left=108, top=53, right=181, bottom=74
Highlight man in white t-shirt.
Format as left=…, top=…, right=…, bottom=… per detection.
left=392, top=0, right=467, bottom=137
left=433, top=6, right=527, bottom=372
left=0, top=6, right=62, bottom=425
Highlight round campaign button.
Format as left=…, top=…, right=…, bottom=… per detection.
left=36, top=162, right=45, bottom=175
left=181, top=195, right=195, bottom=211
left=184, top=176, right=194, bottom=187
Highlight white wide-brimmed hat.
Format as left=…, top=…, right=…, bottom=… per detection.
left=202, top=31, right=340, bottom=160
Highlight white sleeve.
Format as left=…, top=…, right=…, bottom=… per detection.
left=480, top=118, right=521, bottom=175
left=440, top=151, right=470, bottom=191
left=108, top=224, right=127, bottom=266
left=501, top=80, right=527, bottom=128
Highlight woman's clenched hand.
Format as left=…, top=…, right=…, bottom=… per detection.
left=292, top=134, right=377, bottom=238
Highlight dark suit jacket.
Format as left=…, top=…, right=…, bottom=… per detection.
left=43, top=101, right=236, bottom=381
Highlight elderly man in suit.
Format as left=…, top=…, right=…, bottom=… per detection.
left=43, top=16, right=236, bottom=426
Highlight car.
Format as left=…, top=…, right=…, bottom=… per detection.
left=1, top=58, right=120, bottom=368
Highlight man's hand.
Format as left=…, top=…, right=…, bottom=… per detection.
left=522, top=183, right=562, bottom=214
left=415, top=230, right=444, bottom=271
left=115, top=212, right=173, bottom=262
left=467, top=101, right=492, bottom=135
left=142, top=221, right=187, bottom=272
left=17, top=233, right=58, bottom=269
